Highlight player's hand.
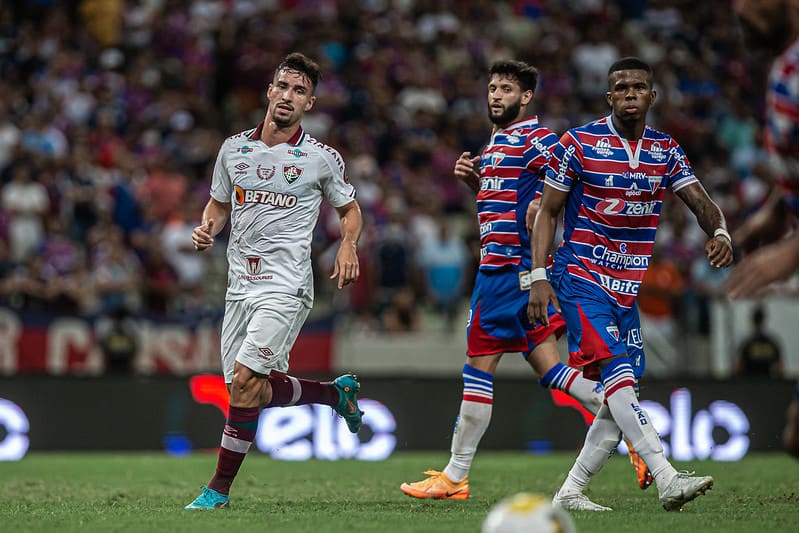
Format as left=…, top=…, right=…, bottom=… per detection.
left=705, top=234, right=733, bottom=268
left=192, top=219, right=214, bottom=251
left=454, top=152, right=480, bottom=186
left=525, top=198, right=541, bottom=235
left=528, top=280, right=560, bottom=326
left=726, top=236, right=799, bottom=299
left=331, top=240, right=359, bottom=289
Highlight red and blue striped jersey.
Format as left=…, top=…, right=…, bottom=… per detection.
left=477, top=116, right=559, bottom=271
left=544, top=115, right=698, bottom=308
left=766, top=37, right=799, bottom=214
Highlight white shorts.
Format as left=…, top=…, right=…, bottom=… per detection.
left=220, top=293, right=311, bottom=383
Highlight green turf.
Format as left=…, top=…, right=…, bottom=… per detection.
left=1, top=452, right=797, bottom=532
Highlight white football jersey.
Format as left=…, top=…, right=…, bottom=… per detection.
left=210, top=123, right=356, bottom=306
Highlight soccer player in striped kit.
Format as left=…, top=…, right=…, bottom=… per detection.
left=185, top=53, right=364, bottom=510
left=530, top=57, right=733, bottom=512
left=401, top=60, right=622, bottom=501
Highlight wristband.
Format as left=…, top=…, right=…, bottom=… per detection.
left=713, top=228, right=732, bottom=244
left=529, top=267, right=548, bottom=283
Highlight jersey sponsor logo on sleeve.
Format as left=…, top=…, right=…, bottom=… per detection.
left=283, top=164, right=303, bottom=184
left=238, top=145, right=254, bottom=154
left=556, top=144, right=577, bottom=183
left=668, top=146, right=692, bottom=177
left=529, top=135, right=552, bottom=159
left=234, top=185, right=298, bottom=208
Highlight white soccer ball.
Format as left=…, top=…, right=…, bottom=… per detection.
left=481, top=492, right=577, bottom=533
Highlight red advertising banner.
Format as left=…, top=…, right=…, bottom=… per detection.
left=0, top=307, right=333, bottom=375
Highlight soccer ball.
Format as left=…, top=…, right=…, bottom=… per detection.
left=481, top=493, right=577, bottom=533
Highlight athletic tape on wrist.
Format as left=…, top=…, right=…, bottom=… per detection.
left=713, top=228, right=732, bottom=244
left=529, top=267, right=548, bottom=283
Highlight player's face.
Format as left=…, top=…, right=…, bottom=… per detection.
left=606, top=69, right=655, bottom=125
left=486, top=74, right=532, bottom=126
left=266, top=69, right=316, bottom=128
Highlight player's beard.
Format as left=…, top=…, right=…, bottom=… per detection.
left=272, top=103, right=297, bottom=128
left=488, top=98, right=521, bottom=127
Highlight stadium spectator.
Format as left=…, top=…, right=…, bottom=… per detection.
left=184, top=53, right=364, bottom=511
left=529, top=57, right=732, bottom=512
left=417, top=217, right=469, bottom=333
left=0, top=1, right=784, bottom=366
left=736, top=305, right=783, bottom=378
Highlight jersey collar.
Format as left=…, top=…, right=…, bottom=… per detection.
left=248, top=122, right=306, bottom=146
left=605, top=114, right=643, bottom=169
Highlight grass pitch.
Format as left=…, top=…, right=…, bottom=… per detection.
left=1, top=452, right=797, bottom=532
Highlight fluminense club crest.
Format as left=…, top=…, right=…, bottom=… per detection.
left=283, top=164, right=303, bottom=184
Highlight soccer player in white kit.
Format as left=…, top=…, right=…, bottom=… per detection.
left=185, top=53, right=364, bottom=510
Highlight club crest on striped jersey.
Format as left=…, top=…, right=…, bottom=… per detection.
left=488, top=152, right=506, bottom=168
left=606, top=324, right=620, bottom=340
left=594, top=137, right=613, bottom=157
left=246, top=256, right=262, bottom=275
left=283, top=164, right=303, bottom=184
left=647, top=174, right=662, bottom=192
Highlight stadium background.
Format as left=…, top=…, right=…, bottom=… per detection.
left=0, top=0, right=796, bottom=461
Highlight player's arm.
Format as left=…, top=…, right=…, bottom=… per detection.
left=726, top=231, right=799, bottom=299
left=528, top=183, right=569, bottom=325
left=331, top=199, right=362, bottom=289
left=454, top=151, right=481, bottom=194
left=192, top=197, right=231, bottom=251
left=674, top=182, right=733, bottom=268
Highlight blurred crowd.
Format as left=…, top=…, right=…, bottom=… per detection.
left=0, top=0, right=781, bottom=339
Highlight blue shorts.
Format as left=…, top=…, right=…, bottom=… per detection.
left=552, top=269, right=645, bottom=379
left=466, top=268, right=565, bottom=357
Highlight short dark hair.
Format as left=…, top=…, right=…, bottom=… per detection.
left=275, top=52, right=321, bottom=90
left=489, top=60, right=539, bottom=93
left=608, top=56, right=653, bottom=84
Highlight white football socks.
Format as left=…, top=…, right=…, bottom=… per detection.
left=602, top=361, right=677, bottom=490
left=444, top=399, right=492, bottom=483
left=557, top=404, right=621, bottom=495
left=566, top=372, right=604, bottom=415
